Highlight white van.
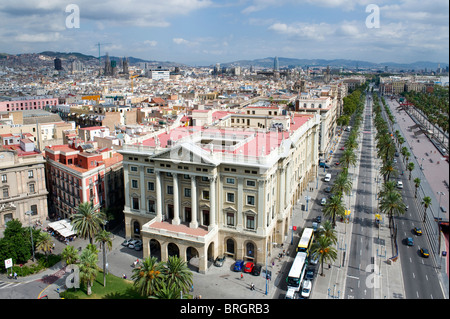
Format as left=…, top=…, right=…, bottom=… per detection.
left=324, top=173, right=331, bottom=182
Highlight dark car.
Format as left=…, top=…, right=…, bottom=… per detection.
left=233, top=260, right=244, bottom=272
left=214, top=255, right=226, bottom=267
left=414, top=227, right=422, bottom=236
left=324, top=186, right=332, bottom=193
left=252, top=264, right=262, bottom=276
left=315, top=215, right=322, bottom=223
left=305, top=269, right=314, bottom=281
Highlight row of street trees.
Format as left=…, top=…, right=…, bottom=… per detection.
left=372, top=94, right=432, bottom=227
left=310, top=86, right=366, bottom=276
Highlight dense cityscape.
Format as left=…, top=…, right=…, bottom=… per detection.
left=0, top=0, right=448, bottom=312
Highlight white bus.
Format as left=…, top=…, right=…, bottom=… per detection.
left=297, top=227, right=314, bottom=256
left=286, top=252, right=308, bottom=292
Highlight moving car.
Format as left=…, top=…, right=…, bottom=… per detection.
left=243, top=262, right=255, bottom=273
left=397, top=181, right=403, bottom=189
left=340, top=146, right=345, bottom=150
left=324, top=186, right=332, bottom=193
left=414, top=227, right=422, bottom=236
left=321, top=198, right=327, bottom=206
left=406, top=237, right=414, bottom=246
left=305, top=269, right=314, bottom=281
left=233, top=260, right=244, bottom=272
left=420, top=248, right=430, bottom=258
left=214, top=255, right=226, bottom=267
left=301, top=280, right=312, bottom=298
left=315, top=215, right=322, bottom=223
left=324, top=173, right=331, bottom=182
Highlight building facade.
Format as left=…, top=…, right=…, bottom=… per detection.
left=119, top=112, right=320, bottom=273
left=0, top=143, right=48, bottom=229
left=44, top=144, right=123, bottom=220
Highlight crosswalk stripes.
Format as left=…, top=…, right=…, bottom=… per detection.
left=0, top=281, right=21, bottom=289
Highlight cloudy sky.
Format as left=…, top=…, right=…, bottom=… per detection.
left=0, top=0, right=448, bottom=66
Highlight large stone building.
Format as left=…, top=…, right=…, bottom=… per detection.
left=119, top=112, right=320, bottom=273
left=0, top=140, right=48, bottom=229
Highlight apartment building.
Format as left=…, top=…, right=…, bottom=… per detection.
left=119, top=112, right=320, bottom=273
left=295, top=92, right=338, bottom=158
left=0, top=140, right=48, bottom=228
left=0, top=96, right=58, bottom=112
left=44, top=143, right=123, bottom=220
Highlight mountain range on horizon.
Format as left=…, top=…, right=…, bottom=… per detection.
left=1, top=51, right=448, bottom=71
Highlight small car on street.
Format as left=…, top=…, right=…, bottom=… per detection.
left=406, top=237, right=414, bottom=246
left=214, top=255, right=226, bottom=267
left=252, top=264, right=262, bottom=276
left=414, top=227, right=422, bottom=236
left=243, top=262, right=255, bottom=273
left=233, top=260, right=244, bottom=272
left=420, top=248, right=430, bottom=258
left=301, top=280, right=312, bottom=298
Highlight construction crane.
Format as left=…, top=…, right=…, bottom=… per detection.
left=130, top=74, right=139, bottom=93
left=95, top=42, right=111, bottom=76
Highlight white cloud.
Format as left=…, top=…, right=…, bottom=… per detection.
left=173, top=38, right=190, bottom=45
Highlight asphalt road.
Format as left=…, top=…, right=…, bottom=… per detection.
left=344, top=93, right=376, bottom=299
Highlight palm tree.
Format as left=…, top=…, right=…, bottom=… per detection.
left=378, top=181, right=398, bottom=199
left=310, top=236, right=337, bottom=276
left=340, top=149, right=357, bottom=170
left=132, top=256, right=165, bottom=297
left=331, top=172, right=352, bottom=199
left=317, top=220, right=337, bottom=245
left=71, top=202, right=106, bottom=244
left=36, top=232, right=54, bottom=262
left=95, top=230, right=113, bottom=287
left=162, top=256, right=193, bottom=295
left=413, top=178, right=421, bottom=198
left=61, top=245, right=80, bottom=266
left=407, top=162, right=415, bottom=180
left=421, top=196, right=432, bottom=223
left=379, top=191, right=406, bottom=228
left=150, top=281, right=186, bottom=299
left=380, top=160, right=398, bottom=182
left=79, top=247, right=98, bottom=296
left=322, top=195, right=346, bottom=227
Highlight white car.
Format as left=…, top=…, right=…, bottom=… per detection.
left=301, top=280, right=312, bottom=298
left=397, top=181, right=403, bottom=189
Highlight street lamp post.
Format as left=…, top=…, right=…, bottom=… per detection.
left=25, top=211, right=35, bottom=262
left=437, top=191, right=445, bottom=263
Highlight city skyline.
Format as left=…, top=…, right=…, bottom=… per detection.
left=0, top=0, right=448, bottom=66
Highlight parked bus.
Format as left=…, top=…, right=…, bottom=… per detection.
left=297, top=227, right=314, bottom=256
left=286, top=252, right=307, bottom=292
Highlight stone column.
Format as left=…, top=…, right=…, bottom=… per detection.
left=172, top=173, right=180, bottom=225
left=190, top=175, right=198, bottom=228
left=208, top=176, right=216, bottom=231
left=155, top=171, right=162, bottom=222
